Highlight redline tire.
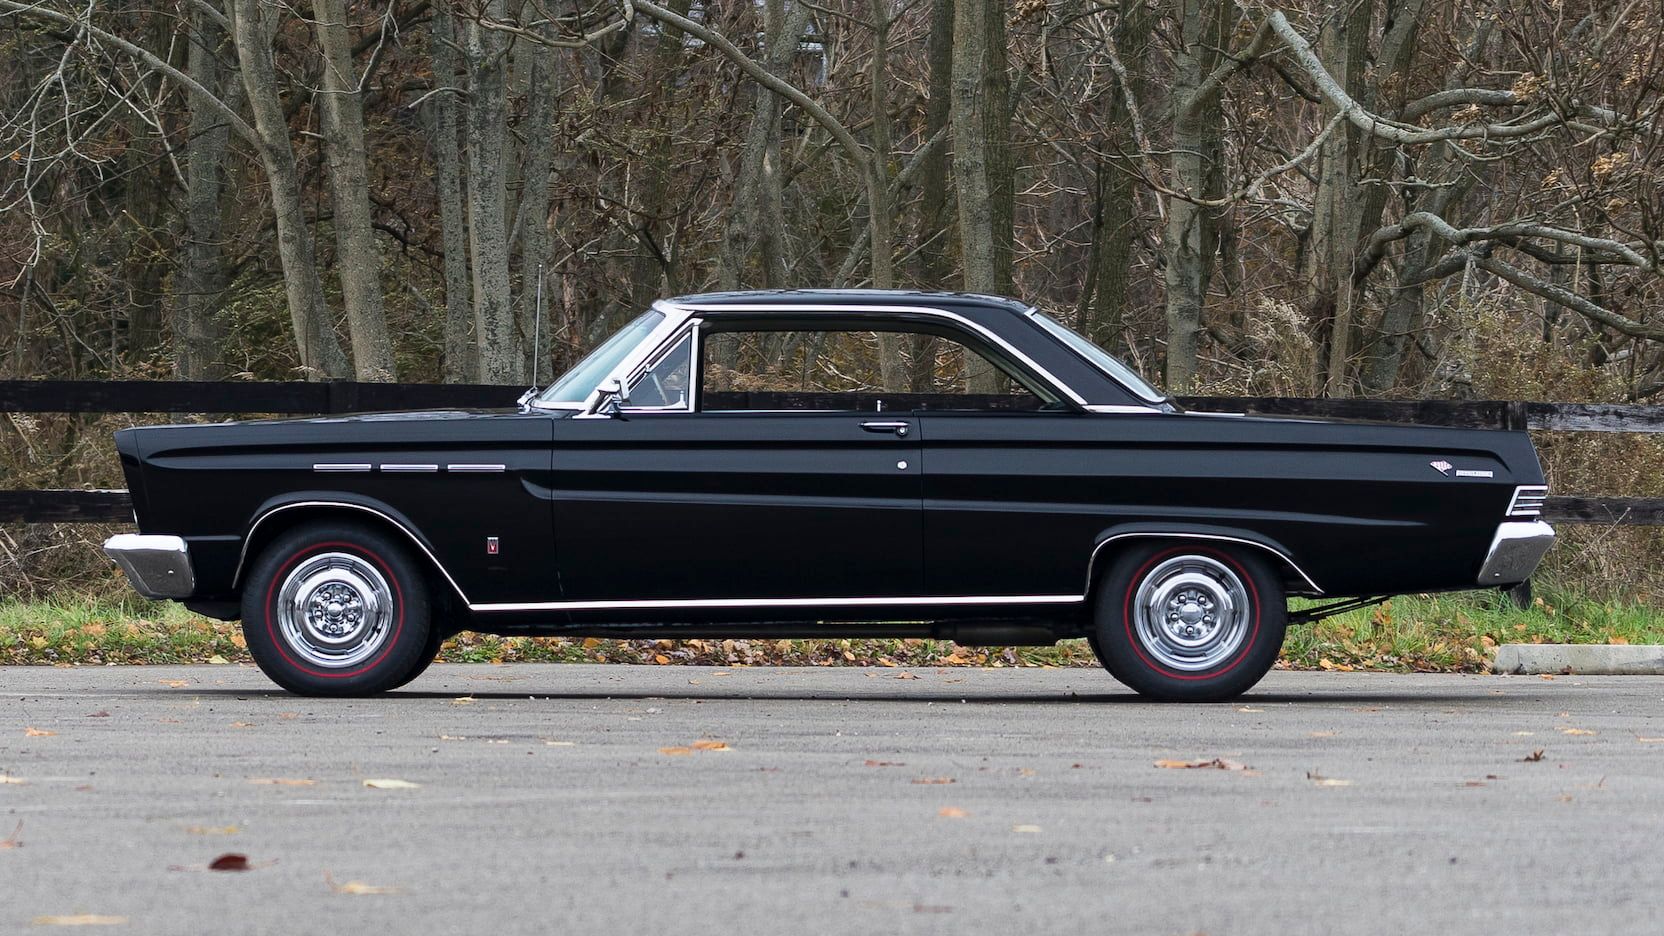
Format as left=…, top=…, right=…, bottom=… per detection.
left=240, top=521, right=433, bottom=696
left=1091, top=543, right=1286, bottom=702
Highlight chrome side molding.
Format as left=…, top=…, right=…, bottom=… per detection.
left=470, top=594, right=1084, bottom=613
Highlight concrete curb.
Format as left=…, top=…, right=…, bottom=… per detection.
left=1493, top=643, right=1664, bottom=675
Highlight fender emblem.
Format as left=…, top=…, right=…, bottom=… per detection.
left=1429, top=460, right=1454, bottom=476
left=486, top=537, right=500, bottom=555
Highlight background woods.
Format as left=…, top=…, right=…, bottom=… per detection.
left=2, top=0, right=1662, bottom=397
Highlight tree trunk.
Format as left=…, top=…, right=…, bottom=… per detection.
left=718, top=0, right=801, bottom=291
left=312, top=0, right=396, bottom=380
left=463, top=0, right=520, bottom=383
left=228, top=0, right=350, bottom=378
left=172, top=6, right=234, bottom=379
left=513, top=22, right=561, bottom=380
left=951, top=0, right=1012, bottom=392
left=428, top=0, right=475, bottom=383
left=1308, top=0, right=1372, bottom=396
left=908, top=0, right=954, bottom=388
left=1162, top=0, right=1228, bottom=391
left=1087, top=0, right=1151, bottom=354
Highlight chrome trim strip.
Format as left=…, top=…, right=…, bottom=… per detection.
left=1083, top=404, right=1167, bottom=415
left=103, top=534, right=195, bottom=599
left=1084, top=532, right=1324, bottom=595
left=1478, top=520, right=1556, bottom=584
left=313, top=463, right=371, bottom=473
left=380, top=464, right=439, bottom=473
left=1023, top=305, right=1168, bottom=405
left=470, top=594, right=1084, bottom=613
left=232, top=501, right=470, bottom=603
left=1506, top=485, right=1548, bottom=517
left=447, top=463, right=507, bottom=473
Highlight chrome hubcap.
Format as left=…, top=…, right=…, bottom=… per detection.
left=276, top=552, right=394, bottom=668
left=1132, top=555, right=1251, bottom=672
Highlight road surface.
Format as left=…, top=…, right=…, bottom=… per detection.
left=4, top=664, right=1662, bottom=934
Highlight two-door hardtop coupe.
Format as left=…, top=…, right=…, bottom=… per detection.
left=104, top=290, right=1555, bottom=700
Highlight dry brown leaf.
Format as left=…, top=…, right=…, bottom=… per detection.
left=1306, top=771, right=1352, bottom=787
left=86, top=711, right=110, bottom=718
left=246, top=778, right=315, bottom=786
left=1560, top=728, right=1597, bottom=736
left=652, top=654, right=671, bottom=664
left=1154, top=758, right=1252, bottom=771
left=31, top=915, right=127, bottom=927
left=362, top=779, right=420, bottom=790
left=1636, top=737, right=1664, bottom=744
left=912, top=777, right=956, bottom=785
left=185, top=825, right=238, bottom=836
left=208, top=853, right=251, bottom=872
left=1308, top=731, right=1336, bottom=738
left=229, top=722, right=254, bottom=729
left=895, top=672, right=919, bottom=680
left=158, top=679, right=189, bottom=688
left=24, top=727, right=55, bottom=737
left=690, top=740, right=730, bottom=751
left=326, top=873, right=400, bottom=895
left=0, top=775, right=24, bottom=785
left=0, top=820, right=22, bottom=849
left=450, top=696, right=475, bottom=706
left=1011, top=824, right=1042, bottom=833
left=659, top=746, right=693, bottom=756
left=864, top=760, right=903, bottom=767
left=937, top=807, right=968, bottom=818
left=1523, top=749, right=1546, bottom=762
left=1238, top=706, right=1264, bottom=713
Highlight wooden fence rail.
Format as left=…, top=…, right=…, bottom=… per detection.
left=1, top=381, right=1660, bottom=525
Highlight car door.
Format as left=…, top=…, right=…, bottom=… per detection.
left=548, top=412, right=922, bottom=604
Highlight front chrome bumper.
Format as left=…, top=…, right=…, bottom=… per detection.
left=1477, top=520, right=1556, bottom=586
left=103, top=534, right=195, bottom=599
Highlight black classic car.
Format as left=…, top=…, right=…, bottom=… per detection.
left=103, top=290, right=1554, bottom=700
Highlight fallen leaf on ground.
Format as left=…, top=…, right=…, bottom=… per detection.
left=278, top=712, right=299, bottom=720
left=895, top=672, right=919, bottom=680
left=863, top=760, right=904, bottom=767
left=206, top=655, right=230, bottom=665
left=31, top=916, right=127, bottom=927
left=1523, top=749, right=1546, bottom=762
left=912, top=777, right=955, bottom=785
left=0, top=775, right=24, bottom=784
left=362, top=779, right=420, bottom=790
left=450, top=696, right=475, bottom=706
left=24, top=727, right=55, bottom=737
left=1011, top=824, right=1042, bottom=833
left=208, top=853, right=251, bottom=872
left=1155, top=758, right=1252, bottom=771
left=86, top=711, right=110, bottom=718
left=1306, top=771, right=1352, bottom=787
left=1237, top=707, right=1264, bottom=713
left=158, top=679, right=189, bottom=688
left=1560, top=728, right=1597, bottom=736
left=0, top=820, right=21, bottom=849
left=246, top=778, right=315, bottom=786
left=937, top=807, right=968, bottom=818
left=1308, top=731, right=1336, bottom=738
left=658, top=746, right=693, bottom=756
left=185, top=826, right=238, bottom=836
left=1636, top=737, right=1664, bottom=744
left=229, top=722, right=253, bottom=729
left=690, top=739, right=730, bottom=751
left=653, top=654, right=671, bottom=664
left=326, top=873, right=400, bottom=895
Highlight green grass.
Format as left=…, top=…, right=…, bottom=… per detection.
left=2, top=586, right=1660, bottom=672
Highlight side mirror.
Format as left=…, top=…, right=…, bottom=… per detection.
left=597, top=377, right=629, bottom=416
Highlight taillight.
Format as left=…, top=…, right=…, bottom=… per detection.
left=1507, top=485, right=1548, bottom=517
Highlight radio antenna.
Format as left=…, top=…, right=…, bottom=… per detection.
left=531, top=263, right=544, bottom=389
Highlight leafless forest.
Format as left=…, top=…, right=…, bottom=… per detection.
left=2, top=0, right=1663, bottom=596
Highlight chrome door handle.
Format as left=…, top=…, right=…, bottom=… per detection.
left=860, top=420, right=910, bottom=437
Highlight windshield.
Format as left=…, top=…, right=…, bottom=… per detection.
left=1028, top=309, right=1166, bottom=404
left=535, top=310, right=665, bottom=405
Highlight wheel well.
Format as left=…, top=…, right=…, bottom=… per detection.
left=235, top=504, right=467, bottom=609
left=1084, top=535, right=1317, bottom=603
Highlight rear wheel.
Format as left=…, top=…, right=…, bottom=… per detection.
left=240, top=521, right=433, bottom=696
left=1091, top=543, right=1285, bottom=702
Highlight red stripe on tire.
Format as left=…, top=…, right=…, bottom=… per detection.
left=1121, top=546, right=1261, bottom=682
left=262, top=541, right=405, bottom=680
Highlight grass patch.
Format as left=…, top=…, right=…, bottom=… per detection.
left=2, top=586, right=1659, bottom=672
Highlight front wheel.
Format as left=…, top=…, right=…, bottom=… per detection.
left=240, top=521, right=434, bottom=696
left=1091, top=543, right=1286, bottom=702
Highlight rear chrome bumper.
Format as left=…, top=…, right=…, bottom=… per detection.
left=103, top=534, right=195, bottom=599
left=1477, top=520, right=1556, bottom=586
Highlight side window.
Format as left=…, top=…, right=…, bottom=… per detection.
left=625, top=332, right=693, bottom=410
left=701, top=329, right=1049, bottom=412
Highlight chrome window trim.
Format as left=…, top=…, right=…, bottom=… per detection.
left=1083, top=404, right=1167, bottom=415
left=619, top=322, right=699, bottom=414
left=1023, top=305, right=1168, bottom=405
left=233, top=500, right=471, bottom=604
left=1084, top=532, right=1324, bottom=595
left=470, top=594, right=1084, bottom=613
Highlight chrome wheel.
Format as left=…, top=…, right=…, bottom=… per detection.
left=1131, top=554, right=1252, bottom=672
left=275, top=552, right=395, bottom=669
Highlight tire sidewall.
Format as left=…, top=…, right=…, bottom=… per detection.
left=1094, top=543, right=1286, bottom=702
left=241, top=523, right=431, bottom=696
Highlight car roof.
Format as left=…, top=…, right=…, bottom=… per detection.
left=664, top=288, right=1034, bottom=315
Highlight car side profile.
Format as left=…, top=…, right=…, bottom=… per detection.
left=104, top=290, right=1555, bottom=700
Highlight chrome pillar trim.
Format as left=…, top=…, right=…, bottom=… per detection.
left=469, top=594, right=1085, bottom=613
left=233, top=501, right=470, bottom=604
left=313, top=463, right=371, bottom=473
left=103, top=534, right=195, bottom=599
left=380, top=464, right=439, bottom=473
left=1477, top=520, right=1556, bottom=585
left=447, top=463, right=507, bottom=473
left=1085, top=532, right=1323, bottom=595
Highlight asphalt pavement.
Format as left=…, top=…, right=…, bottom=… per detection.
left=4, top=664, right=1663, bottom=935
